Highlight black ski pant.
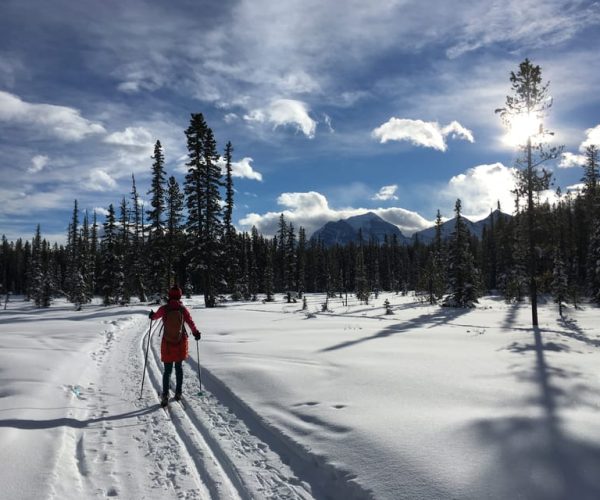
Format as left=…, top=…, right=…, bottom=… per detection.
left=162, top=361, right=183, bottom=396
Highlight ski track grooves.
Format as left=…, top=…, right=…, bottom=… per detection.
left=142, top=321, right=374, bottom=500
left=143, top=322, right=243, bottom=500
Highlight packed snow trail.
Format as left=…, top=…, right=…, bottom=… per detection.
left=142, top=316, right=365, bottom=499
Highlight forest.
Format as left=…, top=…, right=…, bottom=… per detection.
left=1, top=60, right=599, bottom=324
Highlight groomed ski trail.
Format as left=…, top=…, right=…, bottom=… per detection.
left=142, top=319, right=316, bottom=500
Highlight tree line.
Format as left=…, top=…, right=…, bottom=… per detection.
left=1, top=61, right=599, bottom=322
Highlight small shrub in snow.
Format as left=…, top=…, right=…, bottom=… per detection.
left=384, top=299, right=393, bottom=315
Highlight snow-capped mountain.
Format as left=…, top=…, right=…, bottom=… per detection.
left=310, top=212, right=411, bottom=246
left=412, top=209, right=511, bottom=244
left=310, top=209, right=511, bottom=247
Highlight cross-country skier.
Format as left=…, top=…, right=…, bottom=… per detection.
left=149, top=285, right=201, bottom=407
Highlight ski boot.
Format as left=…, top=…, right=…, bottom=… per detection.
left=174, top=391, right=182, bottom=402
left=160, top=393, right=169, bottom=408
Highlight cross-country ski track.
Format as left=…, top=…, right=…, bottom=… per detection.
left=36, top=307, right=368, bottom=500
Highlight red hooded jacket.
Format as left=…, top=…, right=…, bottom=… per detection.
left=151, top=299, right=198, bottom=363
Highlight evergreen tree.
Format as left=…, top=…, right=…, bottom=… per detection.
left=496, top=58, right=562, bottom=326
left=147, top=140, right=167, bottom=298
left=222, top=141, right=239, bottom=295
left=296, top=227, right=307, bottom=298
left=183, top=113, right=224, bottom=307
left=445, top=199, right=479, bottom=307
left=117, top=197, right=130, bottom=304
left=165, top=175, right=185, bottom=287
left=552, top=249, right=568, bottom=317
left=130, top=174, right=147, bottom=301
left=100, top=204, right=121, bottom=305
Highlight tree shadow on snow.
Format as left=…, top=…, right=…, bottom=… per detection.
left=318, top=306, right=471, bottom=353
left=0, top=307, right=149, bottom=325
left=468, top=322, right=600, bottom=500
left=0, top=405, right=159, bottom=430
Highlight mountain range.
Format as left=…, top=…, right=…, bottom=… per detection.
left=310, top=210, right=510, bottom=247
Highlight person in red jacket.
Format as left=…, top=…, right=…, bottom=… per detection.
left=149, top=285, right=200, bottom=407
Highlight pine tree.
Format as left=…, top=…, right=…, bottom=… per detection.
left=183, top=113, right=224, bottom=307
left=100, top=204, right=121, bottom=305
left=29, top=225, right=44, bottom=306
left=355, top=245, right=369, bottom=304
left=496, top=58, right=562, bottom=326
left=117, top=198, right=130, bottom=304
left=147, top=140, right=167, bottom=299
left=296, top=227, right=307, bottom=298
left=551, top=247, right=568, bottom=317
left=130, top=174, right=147, bottom=301
left=222, top=141, right=239, bottom=295
left=445, top=199, right=479, bottom=307
left=165, top=175, right=184, bottom=288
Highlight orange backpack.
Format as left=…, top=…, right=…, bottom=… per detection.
left=163, top=306, right=184, bottom=343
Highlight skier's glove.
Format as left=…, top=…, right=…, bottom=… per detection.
left=193, top=331, right=201, bottom=341
left=148, top=309, right=154, bottom=319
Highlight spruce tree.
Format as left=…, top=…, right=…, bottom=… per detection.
left=165, top=175, right=184, bottom=287
left=130, top=174, right=147, bottom=301
left=222, top=141, right=239, bottom=296
left=445, top=199, right=479, bottom=307
left=552, top=249, right=568, bottom=317
left=183, top=113, right=224, bottom=307
left=496, top=58, right=562, bottom=326
left=100, top=204, right=121, bottom=305
left=147, top=140, right=167, bottom=299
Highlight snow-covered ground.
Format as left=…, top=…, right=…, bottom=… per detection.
left=2, top=293, right=600, bottom=499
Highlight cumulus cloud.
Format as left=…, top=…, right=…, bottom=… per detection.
left=239, top=191, right=431, bottom=237
left=581, top=124, right=600, bottom=149
left=439, top=163, right=517, bottom=219
left=559, top=151, right=586, bottom=168
left=93, top=207, right=110, bottom=217
left=218, top=157, right=263, bottom=181
left=372, top=184, right=398, bottom=201
left=372, top=118, right=474, bottom=151
left=244, top=99, right=317, bottom=138
left=559, top=124, right=600, bottom=167
left=28, top=155, right=49, bottom=174
left=85, top=169, right=117, bottom=192
left=104, top=126, right=154, bottom=148
left=0, top=90, right=105, bottom=141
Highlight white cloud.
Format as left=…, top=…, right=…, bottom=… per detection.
left=439, top=163, right=517, bottom=219
left=581, top=124, right=600, bottom=149
left=28, top=155, right=49, bottom=174
left=446, top=0, right=600, bottom=58
left=86, top=169, right=117, bottom=192
left=244, top=99, right=317, bottom=138
left=559, top=124, right=600, bottom=167
left=323, top=113, right=335, bottom=133
left=372, top=185, right=398, bottom=201
left=223, top=113, right=239, bottom=124
left=218, top=156, right=263, bottom=181
left=565, top=183, right=585, bottom=194
left=104, top=126, right=154, bottom=148
left=559, top=152, right=586, bottom=168
left=0, top=90, right=105, bottom=141
left=441, top=121, right=474, bottom=143
left=372, top=118, right=474, bottom=151
left=93, top=207, right=110, bottom=217
left=239, top=191, right=431, bottom=237
left=231, top=157, right=263, bottom=181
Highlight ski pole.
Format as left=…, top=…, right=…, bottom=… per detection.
left=196, top=338, right=203, bottom=396
left=139, top=318, right=153, bottom=399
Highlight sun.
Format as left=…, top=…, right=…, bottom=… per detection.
left=502, top=112, right=543, bottom=147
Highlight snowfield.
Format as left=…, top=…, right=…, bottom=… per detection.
left=2, top=293, right=600, bottom=499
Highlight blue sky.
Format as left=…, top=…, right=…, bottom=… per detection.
left=1, top=0, right=600, bottom=242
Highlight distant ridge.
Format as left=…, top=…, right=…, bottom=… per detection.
left=310, top=212, right=411, bottom=246
left=310, top=209, right=511, bottom=247
left=412, top=209, right=511, bottom=244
